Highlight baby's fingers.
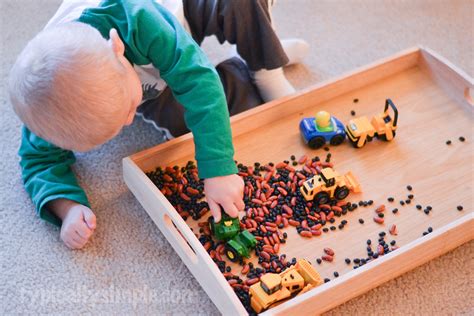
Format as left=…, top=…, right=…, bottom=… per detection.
left=235, top=198, right=245, bottom=212
left=207, top=198, right=221, bottom=223
left=75, top=223, right=93, bottom=240
left=222, top=202, right=239, bottom=219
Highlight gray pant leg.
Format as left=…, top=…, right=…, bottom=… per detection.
left=183, top=0, right=289, bottom=71
left=136, top=57, right=263, bottom=138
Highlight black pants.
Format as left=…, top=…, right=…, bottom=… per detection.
left=137, top=0, right=289, bottom=138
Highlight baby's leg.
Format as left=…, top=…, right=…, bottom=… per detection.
left=183, top=0, right=307, bottom=102
left=136, top=57, right=263, bottom=139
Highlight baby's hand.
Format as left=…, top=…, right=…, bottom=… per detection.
left=51, top=200, right=96, bottom=250
left=204, top=174, right=245, bottom=222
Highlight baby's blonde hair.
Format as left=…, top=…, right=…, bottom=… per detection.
left=8, top=22, right=128, bottom=151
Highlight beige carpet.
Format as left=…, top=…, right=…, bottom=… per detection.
left=1, top=0, right=473, bottom=315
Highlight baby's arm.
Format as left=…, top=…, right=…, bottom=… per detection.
left=19, top=126, right=95, bottom=248
left=80, top=2, right=244, bottom=220
left=128, top=4, right=243, bottom=220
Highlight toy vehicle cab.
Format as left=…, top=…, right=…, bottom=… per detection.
left=209, top=211, right=257, bottom=262
left=300, top=167, right=361, bottom=204
left=249, top=259, right=323, bottom=313
left=300, top=111, right=346, bottom=149
left=345, top=98, right=398, bottom=148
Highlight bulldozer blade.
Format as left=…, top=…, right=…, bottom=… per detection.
left=344, top=171, right=362, bottom=193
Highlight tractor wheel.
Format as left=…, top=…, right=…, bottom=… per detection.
left=208, top=216, right=215, bottom=234
left=314, top=191, right=330, bottom=205
left=349, top=138, right=360, bottom=148
left=378, top=131, right=396, bottom=141
left=308, top=137, right=326, bottom=149
left=335, top=186, right=350, bottom=200
left=330, top=134, right=345, bottom=146
left=225, top=244, right=240, bottom=263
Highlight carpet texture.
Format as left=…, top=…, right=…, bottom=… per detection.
left=1, top=0, right=473, bottom=315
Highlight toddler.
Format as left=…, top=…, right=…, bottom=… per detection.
left=8, top=0, right=309, bottom=249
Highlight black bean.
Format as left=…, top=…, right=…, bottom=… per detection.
left=459, top=136, right=465, bottom=142
left=446, top=140, right=451, bottom=145
left=353, top=98, right=359, bottom=103
left=350, top=110, right=356, bottom=116
left=427, top=206, right=432, bottom=210
left=316, top=258, right=322, bottom=264
left=428, top=227, right=433, bottom=233
left=290, top=155, right=296, bottom=160
left=400, top=200, right=405, bottom=206
left=392, top=208, right=399, bottom=214
left=359, top=218, right=365, bottom=224
left=408, top=194, right=414, bottom=199
left=424, top=209, right=430, bottom=215
left=324, top=278, right=330, bottom=283
left=387, top=197, right=394, bottom=202
left=333, top=271, right=339, bottom=277
left=423, top=231, right=428, bottom=236
left=416, top=204, right=422, bottom=210
left=457, top=205, right=463, bottom=211
left=407, top=185, right=413, bottom=191
left=368, top=200, right=374, bottom=205
left=345, top=258, right=351, bottom=264
left=330, top=226, right=336, bottom=231
left=390, top=240, right=396, bottom=246
left=323, top=227, right=329, bottom=232
left=367, top=239, right=372, bottom=245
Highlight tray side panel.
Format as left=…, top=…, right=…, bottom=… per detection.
left=123, top=158, right=246, bottom=315
left=419, top=47, right=474, bottom=109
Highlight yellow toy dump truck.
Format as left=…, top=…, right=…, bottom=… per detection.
left=345, top=98, right=399, bottom=148
left=300, top=167, right=361, bottom=204
left=249, top=259, right=323, bottom=313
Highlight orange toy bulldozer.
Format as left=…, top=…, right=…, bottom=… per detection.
left=345, top=99, right=399, bottom=148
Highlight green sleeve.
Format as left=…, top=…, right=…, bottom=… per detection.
left=79, top=1, right=238, bottom=179
left=18, top=126, right=90, bottom=226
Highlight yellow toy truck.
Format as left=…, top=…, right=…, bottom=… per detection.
left=249, top=259, right=323, bottom=313
left=345, top=99, right=399, bottom=148
left=300, top=167, right=361, bottom=204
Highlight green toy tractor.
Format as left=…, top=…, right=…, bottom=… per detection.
left=209, top=211, right=257, bottom=262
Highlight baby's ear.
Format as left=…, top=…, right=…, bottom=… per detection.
left=108, top=28, right=125, bottom=56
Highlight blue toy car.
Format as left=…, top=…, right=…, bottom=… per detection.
left=300, top=111, right=346, bottom=149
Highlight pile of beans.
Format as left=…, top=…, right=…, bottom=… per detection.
left=146, top=155, right=447, bottom=313
left=146, top=155, right=361, bottom=313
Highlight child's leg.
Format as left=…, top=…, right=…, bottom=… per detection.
left=183, top=0, right=306, bottom=102
left=136, top=57, right=263, bottom=139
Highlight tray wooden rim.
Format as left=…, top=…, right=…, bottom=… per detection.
left=123, top=46, right=474, bottom=315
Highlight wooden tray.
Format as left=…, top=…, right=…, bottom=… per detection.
left=123, top=47, right=473, bottom=315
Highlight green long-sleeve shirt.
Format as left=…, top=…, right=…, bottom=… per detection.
left=19, top=0, right=237, bottom=226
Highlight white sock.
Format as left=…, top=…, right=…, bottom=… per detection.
left=251, top=67, right=295, bottom=102
left=281, top=39, right=310, bottom=66
left=229, top=38, right=309, bottom=67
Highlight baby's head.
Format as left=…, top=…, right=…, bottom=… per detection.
left=8, top=22, right=142, bottom=151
